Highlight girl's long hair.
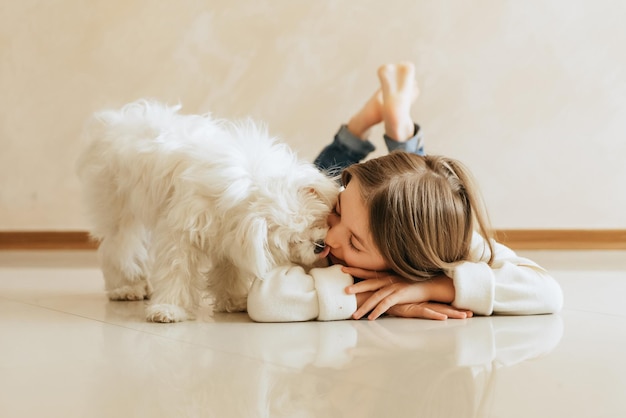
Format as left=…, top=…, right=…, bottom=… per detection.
left=342, top=152, right=494, bottom=281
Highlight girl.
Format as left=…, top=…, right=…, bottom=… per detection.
left=247, top=63, right=563, bottom=322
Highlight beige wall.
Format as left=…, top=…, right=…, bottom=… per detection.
left=1, top=0, right=625, bottom=230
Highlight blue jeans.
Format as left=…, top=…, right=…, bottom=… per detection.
left=313, top=124, right=424, bottom=175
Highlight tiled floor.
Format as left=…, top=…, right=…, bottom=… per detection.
left=1, top=250, right=625, bottom=418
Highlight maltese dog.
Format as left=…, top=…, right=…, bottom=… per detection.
left=76, top=100, right=338, bottom=322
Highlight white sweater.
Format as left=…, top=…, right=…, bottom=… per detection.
left=247, top=232, right=564, bottom=322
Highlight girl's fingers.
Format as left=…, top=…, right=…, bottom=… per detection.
left=346, top=277, right=393, bottom=294
left=441, top=308, right=468, bottom=319
left=352, top=286, right=397, bottom=319
left=351, top=282, right=430, bottom=319
left=341, top=266, right=388, bottom=279
left=419, top=307, right=448, bottom=321
left=387, top=303, right=473, bottom=320
left=435, top=305, right=473, bottom=319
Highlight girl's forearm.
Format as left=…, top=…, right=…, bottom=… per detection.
left=426, top=276, right=456, bottom=304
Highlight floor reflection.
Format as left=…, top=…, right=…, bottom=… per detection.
left=97, top=311, right=562, bottom=417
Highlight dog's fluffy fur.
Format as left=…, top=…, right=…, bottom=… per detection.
left=76, top=100, right=338, bottom=322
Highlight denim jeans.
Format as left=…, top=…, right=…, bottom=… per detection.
left=313, top=124, right=424, bottom=176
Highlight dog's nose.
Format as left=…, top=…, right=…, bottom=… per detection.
left=313, top=240, right=326, bottom=254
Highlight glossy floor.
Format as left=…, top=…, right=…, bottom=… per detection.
left=1, top=250, right=625, bottom=418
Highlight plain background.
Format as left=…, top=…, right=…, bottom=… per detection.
left=1, top=0, right=624, bottom=230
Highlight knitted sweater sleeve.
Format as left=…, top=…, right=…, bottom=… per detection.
left=446, top=232, right=564, bottom=316
left=247, top=264, right=357, bottom=322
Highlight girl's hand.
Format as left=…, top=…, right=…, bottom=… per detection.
left=343, top=267, right=462, bottom=320
left=386, top=302, right=473, bottom=321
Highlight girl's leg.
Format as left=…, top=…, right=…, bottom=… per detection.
left=378, top=62, right=419, bottom=142
left=314, top=62, right=420, bottom=172
left=314, top=91, right=381, bottom=171
left=346, top=90, right=383, bottom=139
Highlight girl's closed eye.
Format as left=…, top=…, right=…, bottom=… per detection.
left=348, top=237, right=360, bottom=252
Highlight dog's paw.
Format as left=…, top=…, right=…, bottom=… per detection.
left=146, top=304, right=189, bottom=323
left=108, top=284, right=149, bottom=301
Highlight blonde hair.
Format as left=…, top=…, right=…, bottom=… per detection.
left=342, top=152, right=494, bottom=281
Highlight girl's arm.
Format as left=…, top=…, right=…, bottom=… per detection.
left=344, top=270, right=473, bottom=320
left=446, top=232, right=564, bottom=316
left=344, top=231, right=563, bottom=319
left=247, top=264, right=357, bottom=322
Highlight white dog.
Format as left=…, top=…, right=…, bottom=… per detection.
left=76, top=100, right=338, bottom=322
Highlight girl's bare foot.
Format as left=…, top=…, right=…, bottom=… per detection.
left=378, top=62, right=419, bottom=142
left=347, top=90, right=383, bottom=139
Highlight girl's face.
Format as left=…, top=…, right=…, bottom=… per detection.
left=325, top=178, right=389, bottom=271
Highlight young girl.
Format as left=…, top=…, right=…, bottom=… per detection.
left=247, top=62, right=563, bottom=322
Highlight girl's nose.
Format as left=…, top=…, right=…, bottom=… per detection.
left=325, top=212, right=341, bottom=248
left=324, top=225, right=338, bottom=249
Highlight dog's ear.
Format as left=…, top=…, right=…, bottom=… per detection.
left=301, top=183, right=337, bottom=208
left=235, top=215, right=272, bottom=278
